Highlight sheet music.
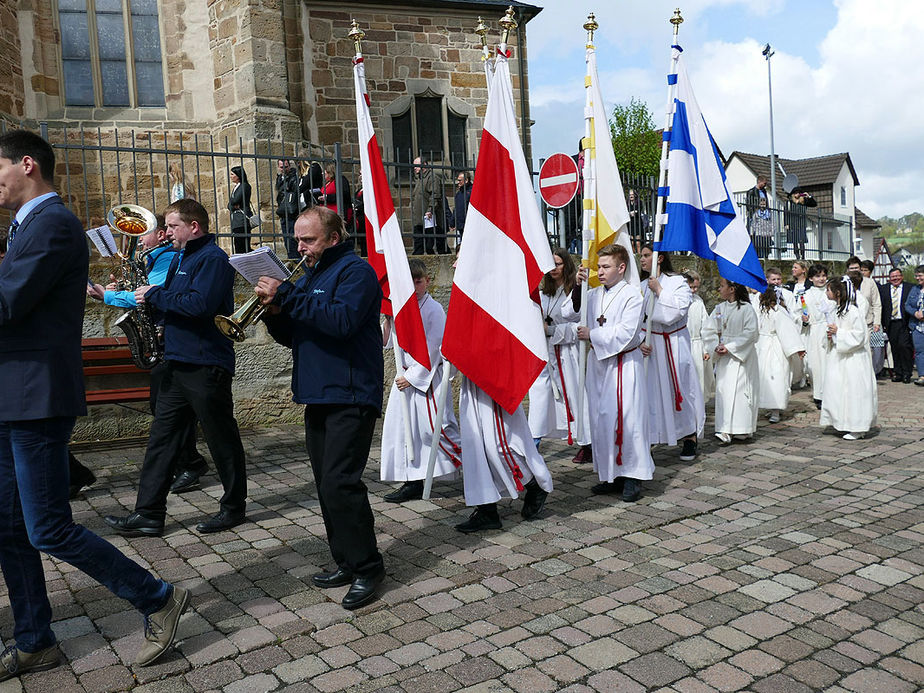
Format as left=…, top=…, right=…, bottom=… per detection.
left=86, top=225, right=118, bottom=257
left=228, top=246, right=291, bottom=285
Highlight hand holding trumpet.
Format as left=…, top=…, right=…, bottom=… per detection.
left=254, top=276, right=282, bottom=314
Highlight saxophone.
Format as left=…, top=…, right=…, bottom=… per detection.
left=107, top=205, right=166, bottom=370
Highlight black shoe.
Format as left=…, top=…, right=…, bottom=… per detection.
left=814, top=398, right=822, bottom=410
left=679, top=438, right=697, bottom=461
left=312, top=567, right=354, bottom=589
left=591, top=479, right=624, bottom=495
left=103, top=512, right=164, bottom=537
left=196, top=510, right=246, bottom=534
left=891, top=375, right=901, bottom=382
left=69, top=469, right=97, bottom=499
left=903, top=375, right=911, bottom=384
left=170, top=470, right=203, bottom=494
left=521, top=479, right=549, bottom=520
left=622, top=478, right=642, bottom=503
left=383, top=480, right=424, bottom=503
left=341, top=569, right=385, bottom=610
left=455, top=504, right=502, bottom=533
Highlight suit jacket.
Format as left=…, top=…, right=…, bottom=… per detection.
left=879, top=281, right=913, bottom=327
left=0, top=196, right=88, bottom=421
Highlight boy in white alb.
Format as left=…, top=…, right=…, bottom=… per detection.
left=380, top=260, right=461, bottom=502
left=564, top=244, right=653, bottom=502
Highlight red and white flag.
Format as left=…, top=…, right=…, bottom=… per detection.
left=354, top=55, right=430, bottom=370
left=442, top=50, right=554, bottom=414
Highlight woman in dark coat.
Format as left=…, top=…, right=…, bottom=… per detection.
left=228, top=165, right=253, bottom=254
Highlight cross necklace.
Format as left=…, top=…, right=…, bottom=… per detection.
left=596, top=282, right=626, bottom=326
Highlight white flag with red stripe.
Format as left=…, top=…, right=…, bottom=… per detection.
left=442, top=50, right=554, bottom=414
left=353, top=56, right=430, bottom=370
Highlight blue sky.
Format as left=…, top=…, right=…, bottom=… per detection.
left=523, top=0, right=919, bottom=219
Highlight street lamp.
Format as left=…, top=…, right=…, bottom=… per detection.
left=763, top=43, right=780, bottom=260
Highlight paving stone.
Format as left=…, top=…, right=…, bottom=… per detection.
left=619, top=652, right=691, bottom=688
left=840, top=668, right=918, bottom=693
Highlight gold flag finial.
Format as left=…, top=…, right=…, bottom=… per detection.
left=671, top=8, right=684, bottom=33
left=584, top=12, right=598, bottom=45
left=475, top=16, right=488, bottom=47
left=499, top=5, right=517, bottom=46
left=348, top=19, right=365, bottom=56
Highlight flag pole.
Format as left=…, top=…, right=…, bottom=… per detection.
left=644, top=8, right=684, bottom=347
left=425, top=15, right=494, bottom=500
left=577, top=12, right=599, bottom=438
left=422, top=357, right=452, bottom=500
left=351, top=20, right=415, bottom=464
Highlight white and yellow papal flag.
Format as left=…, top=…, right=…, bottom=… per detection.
left=583, top=46, right=639, bottom=287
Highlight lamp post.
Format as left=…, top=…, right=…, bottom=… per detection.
left=762, top=42, right=780, bottom=260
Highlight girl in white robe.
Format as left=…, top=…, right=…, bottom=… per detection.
left=380, top=269, right=461, bottom=502
left=563, top=246, right=653, bottom=502
left=684, top=270, right=715, bottom=402
left=820, top=277, right=878, bottom=439
left=756, top=287, right=806, bottom=423
left=639, top=247, right=705, bottom=461
left=703, top=279, right=760, bottom=443
left=527, top=250, right=591, bottom=459
left=801, top=264, right=834, bottom=408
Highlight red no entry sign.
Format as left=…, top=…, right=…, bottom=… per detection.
left=539, top=153, right=580, bottom=209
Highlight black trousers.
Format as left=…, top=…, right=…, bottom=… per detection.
left=305, top=404, right=383, bottom=578
left=887, top=319, right=913, bottom=378
left=135, top=362, right=246, bottom=520
left=412, top=223, right=447, bottom=255
left=150, top=361, right=206, bottom=473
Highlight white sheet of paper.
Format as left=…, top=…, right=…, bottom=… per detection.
left=86, top=225, right=118, bottom=257
left=228, top=246, right=291, bottom=285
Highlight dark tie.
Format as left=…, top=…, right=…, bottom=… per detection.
left=7, top=219, right=18, bottom=248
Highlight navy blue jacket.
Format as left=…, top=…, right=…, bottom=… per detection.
left=264, top=242, right=384, bottom=412
left=0, top=196, right=87, bottom=421
left=146, top=233, right=236, bottom=374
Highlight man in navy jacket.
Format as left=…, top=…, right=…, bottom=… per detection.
left=104, top=199, right=247, bottom=536
left=880, top=267, right=914, bottom=382
left=0, top=129, right=188, bottom=675
left=256, top=206, right=386, bottom=610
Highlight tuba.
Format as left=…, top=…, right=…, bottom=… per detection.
left=107, top=204, right=164, bottom=370
left=215, top=254, right=310, bottom=342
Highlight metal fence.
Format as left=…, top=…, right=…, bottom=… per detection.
left=0, top=120, right=855, bottom=265
left=0, top=120, right=488, bottom=258
left=732, top=192, right=855, bottom=263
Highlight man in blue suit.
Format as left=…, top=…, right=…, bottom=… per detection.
left=0, top=130, right=189, bottom=677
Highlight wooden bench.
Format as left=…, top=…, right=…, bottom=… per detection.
left=82, top=336, right=151, bottom=405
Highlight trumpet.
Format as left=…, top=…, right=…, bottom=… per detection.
left=215, top=254, right=311, bottom=342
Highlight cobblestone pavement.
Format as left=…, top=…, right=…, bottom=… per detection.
left=1, top=380, right=922, bottom=693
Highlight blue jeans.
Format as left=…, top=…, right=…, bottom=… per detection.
left=913, top=329, right=924, bottom=377
left=0, top=417, right=170, bottom=652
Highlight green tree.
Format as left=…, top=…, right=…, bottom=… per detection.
left=609, top=97, right=661, bottom=177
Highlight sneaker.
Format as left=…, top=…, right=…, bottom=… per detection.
left=135, top=585, right=190, bottom=667
left=768, top=411, right=780, bottom=423
left=715, top=432, right=732, bottom=445
left=843, top=432, right=865, bottom=441
left=915, top=377, right=924, bottom=387
left=0, top=643, right=61, bottom=682
left=679, top=438, right=697, bottom=461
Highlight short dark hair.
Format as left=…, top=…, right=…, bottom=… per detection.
left=164, top=198, right=209, bottom=233
left=598, top=243, right=630, bottom=267
left=915, top=264, right=924, bottom=274
left=846, top=270, right=863, bottom=290
left=0, top=129, right=55, bottom=185
left=154, top=213, right=166, bottom=232
left=766, top=266, right=782, bottom=277
left=845, top=256, right=861, bottom=267
left=859, top=259, right=874, bottom=272
left=807, top=263, right=828, bottom=279
left=408, top=258, right=427, bottom=280
left=889, top=266, right=902, bottom=276
left=300, top=205, right=347, bottom=241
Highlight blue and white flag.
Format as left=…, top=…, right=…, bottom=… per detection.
left=658, top=47, right=767, bottom=291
